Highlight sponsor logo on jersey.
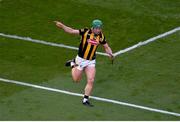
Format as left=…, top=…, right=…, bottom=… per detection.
left=87, top=39, right=99, bottom=45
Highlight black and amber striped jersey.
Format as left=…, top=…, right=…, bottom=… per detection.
left=78, top=28, right=107, bottom=60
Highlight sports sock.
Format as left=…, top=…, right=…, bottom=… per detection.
left=83, top=95, right=89, bottom=103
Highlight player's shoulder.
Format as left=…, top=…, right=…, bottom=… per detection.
left=80, top=27, right=89, bottom=32
left=100, top=32, right=105, bottom=38
left=79, top=27, right=90, bottom=35
left=84, top=27, right=89, bottom=30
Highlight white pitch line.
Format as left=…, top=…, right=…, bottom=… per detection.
left=0, top=33, right=108, bottom=56
left=0, top=27, right=179, bottom=57
left=113, top=27, right=180, bottom=56
left=0, top=77, right=180, bottom=117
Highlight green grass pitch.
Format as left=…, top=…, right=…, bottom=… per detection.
left=0, top=0, right=180, bottom=120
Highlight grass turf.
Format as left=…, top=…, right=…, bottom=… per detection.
left=0, top=0, right=180, bottom=120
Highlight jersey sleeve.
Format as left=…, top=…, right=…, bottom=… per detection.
left=99, top=34, right=107, bottom=45
left=79, top=28, right=88, bottom=35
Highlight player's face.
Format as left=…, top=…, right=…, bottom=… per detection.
left=92, top=28, right=102, bottom=35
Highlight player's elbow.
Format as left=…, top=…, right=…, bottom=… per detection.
left=69, top=31, right=76, bottom=34
left=68, top=30, right=79, bottom=35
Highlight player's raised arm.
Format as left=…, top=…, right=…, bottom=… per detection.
left=54, top=21, right=79, bottom=35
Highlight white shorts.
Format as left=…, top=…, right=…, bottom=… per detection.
left=75, top=55, right=96, bottom=70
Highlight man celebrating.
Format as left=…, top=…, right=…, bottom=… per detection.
left=54, top=19, right=114, bottom=107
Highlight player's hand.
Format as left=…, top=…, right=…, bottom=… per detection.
left=54, top=21, right=64, bottom=28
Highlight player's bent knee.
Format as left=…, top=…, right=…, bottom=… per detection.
left=71, top=68, right=82, bottom=83
left=72, top=76, right=81, bottom=83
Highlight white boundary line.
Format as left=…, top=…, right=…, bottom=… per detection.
left=0, top=33, right=109, bottom=56
left=0, top=26, right=179, bottom=57
left=114, top=27, right=180, bottom=56
left=0, top=77, right=180, bottom=117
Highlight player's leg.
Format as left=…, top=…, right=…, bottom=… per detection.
left=82, top=65, right=96, bottom=106
left=71, top=67, right=83, bottom=83
left=65, top=58, right=83, bottom=83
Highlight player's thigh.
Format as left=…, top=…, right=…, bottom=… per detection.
left=72, top=67, right=83, bottom=80
left=85, top=66, right=96, bottom=82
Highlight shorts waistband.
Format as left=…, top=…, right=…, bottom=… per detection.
left=77, top=55, right=95, bottom=61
